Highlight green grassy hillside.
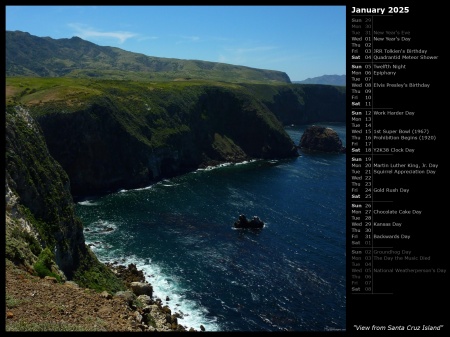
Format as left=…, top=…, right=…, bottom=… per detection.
left=6, top=30, right=291, bottom=84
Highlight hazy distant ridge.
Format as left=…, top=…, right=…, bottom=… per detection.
left=293, top=74, right=346, bottom=86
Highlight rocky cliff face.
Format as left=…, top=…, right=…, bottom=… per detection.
left=31, top=84, right=299, bottom=197
left=5, top=106, right=87, bottom=278
left=242, top=83, right=346, bottom=125
left=5, top=105, right=124, bottom=291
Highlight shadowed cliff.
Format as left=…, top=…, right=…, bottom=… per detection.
left=5, top=105, right=126, bottom=291
left=6, top=78, right=345, bottom=197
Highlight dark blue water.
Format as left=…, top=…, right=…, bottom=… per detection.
left=76, top=123, right=346, bottom=332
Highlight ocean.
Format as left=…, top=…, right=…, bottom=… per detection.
left=75, top=122, right=346, bottom=332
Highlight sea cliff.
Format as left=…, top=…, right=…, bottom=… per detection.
left=7, top=78, right=345, bottom=197
left=5, top=105, right=124, bottom=290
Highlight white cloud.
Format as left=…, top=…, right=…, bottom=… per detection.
left=217, top=45, right=279, bottom=65
left=137, top=36, right=159, bottom=42
left=230, top=46, right=278, bottom=54
left=68, top=23, right=138, bottom=44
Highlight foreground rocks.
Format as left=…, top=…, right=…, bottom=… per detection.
left=299, top=125, right=346, bottom=153
left=106, top=263, right=203, bottom=332
left=5, top=260, right=205, bottom=332
left=234, top=214, right=264, bottom=229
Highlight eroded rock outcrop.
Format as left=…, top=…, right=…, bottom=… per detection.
left=234, top=214, right=265, bottom=229
left=299, top=125, right=346, bottom=153
left=107, top=263, right=145, bottom=286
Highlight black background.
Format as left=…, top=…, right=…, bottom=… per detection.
left=346, top=1, right=447, bottom=335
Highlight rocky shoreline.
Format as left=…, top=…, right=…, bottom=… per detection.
left=105, top=262, right=206, bottom=332
left=5, top=259, right=204, bottom=332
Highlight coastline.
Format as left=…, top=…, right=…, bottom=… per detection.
left=5, top=259, right=205, bottom=332
left=103, top=259, right=208, bottom=332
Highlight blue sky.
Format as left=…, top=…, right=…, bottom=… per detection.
left=5, top=5, right=346, bottom=81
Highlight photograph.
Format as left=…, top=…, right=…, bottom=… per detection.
left=4, top=2, right=446, bottom=334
